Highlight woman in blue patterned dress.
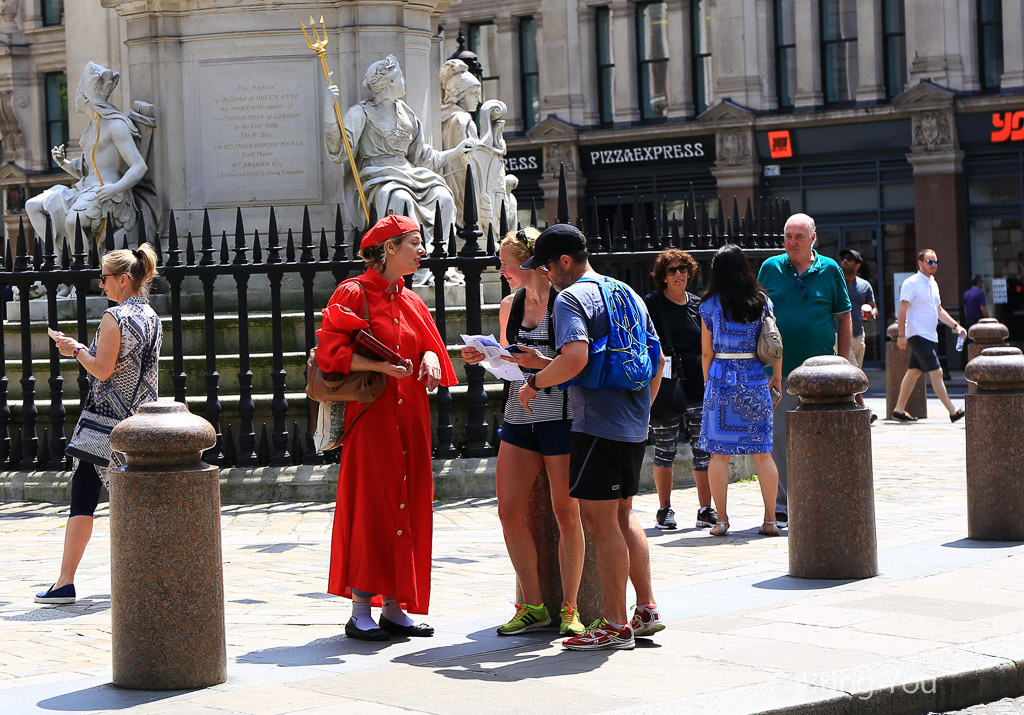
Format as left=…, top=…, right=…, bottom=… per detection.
left=698, top=245, right=782, bottom=537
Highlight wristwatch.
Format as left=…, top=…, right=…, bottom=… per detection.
left=527, top=374, right=538, bottom=391
left=73, top=346, right=84, bottom=359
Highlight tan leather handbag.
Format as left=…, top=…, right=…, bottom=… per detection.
left=757, top=306, right=784, bottom=364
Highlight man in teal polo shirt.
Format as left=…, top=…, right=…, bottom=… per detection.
left=757, top=213, right=852, bottom=528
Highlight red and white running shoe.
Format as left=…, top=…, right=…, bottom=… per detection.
left=562, top=618, right=635, bottom=651
left=630, top=604, right=666, bottom=638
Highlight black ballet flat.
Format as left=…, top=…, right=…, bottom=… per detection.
left=379, top=615, right=434, bottom=637
left=345, top=618, right=391, bottom=641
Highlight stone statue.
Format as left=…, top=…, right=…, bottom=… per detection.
left=439, top=59, right=517, bottom=234
left=323, top=55, right=473, bottom=237
left=26, top=62, right=158, bottom=266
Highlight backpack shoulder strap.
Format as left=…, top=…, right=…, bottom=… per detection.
left=506, top=287, right=527, bottom=346
left=545, top=286, right=558, bottom=351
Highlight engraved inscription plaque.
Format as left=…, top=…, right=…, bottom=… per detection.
left=197, top=57, right=321, bottom=206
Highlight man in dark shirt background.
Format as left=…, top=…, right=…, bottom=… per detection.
left=963, top=275, right=988, bottom=330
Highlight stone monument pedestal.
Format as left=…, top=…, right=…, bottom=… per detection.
left=787, top=356, right=878, bottom=580
left=108, top=400, right=225, bottom=690
left=964, top=347, right=1024, bottom=541
left=885, top=322, right=927, bottom=419
left=966, top=318, right=1010, bottom=394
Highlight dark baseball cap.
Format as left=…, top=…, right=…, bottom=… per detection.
left=839, top=248, right=863, bottom=264
left=520, top=224, right=586, bottom=270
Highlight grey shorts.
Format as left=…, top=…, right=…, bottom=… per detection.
left=649, top=405, right=710, bottom=471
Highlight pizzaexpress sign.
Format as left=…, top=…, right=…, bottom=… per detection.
left=581, top=136, right=715, bottom=169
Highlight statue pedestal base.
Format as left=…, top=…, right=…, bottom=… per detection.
left=7, top=295, right=112, bottom=322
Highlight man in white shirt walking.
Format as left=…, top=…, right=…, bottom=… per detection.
left=893, top=249, right=967, bottom=423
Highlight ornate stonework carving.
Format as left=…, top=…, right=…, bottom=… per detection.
left=912, top=110, right=954, bottom=153
left=717, top=129, right=751, bottom=167
left=0, top=0, right=18, bottom=21
left=0, top=91, right=26, bottom=157
left=544, top=141, right=576, bottom=178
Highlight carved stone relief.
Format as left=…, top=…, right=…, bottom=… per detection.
left=544, top=141, right=576, bottom=178
left=717, top=129, right=751, bottom=167
left=912, top=110, right=954, bottom=153
left=0, top=91, right=26, bottom=158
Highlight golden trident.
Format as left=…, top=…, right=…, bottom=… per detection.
left=301, top=15, right=370, bottom=224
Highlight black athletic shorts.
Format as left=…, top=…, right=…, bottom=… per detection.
left=907, top=335, right=941, bottom=372
left=567, top=432, right=646, bottom=501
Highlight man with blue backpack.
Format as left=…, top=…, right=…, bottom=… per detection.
left=519, top=224, right=665, bottom=651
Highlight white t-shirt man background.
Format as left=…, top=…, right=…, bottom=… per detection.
left=899, top=271, right=941, bottom=342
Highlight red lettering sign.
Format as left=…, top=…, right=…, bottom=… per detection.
left=768, top=130, right=793, bottom=158
left=991, top=111, right=1024, bottom=142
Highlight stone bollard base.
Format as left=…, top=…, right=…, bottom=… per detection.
left=110, top=464, right=227, bottom=690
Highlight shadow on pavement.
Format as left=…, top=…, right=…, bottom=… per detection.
left=237, top=634, right=384, bottom=667
left=36, top=683, right=195, bottom=711
left=4, top=599, right=110, bottom=622
left=751, top=575, right=857, bottom=590
left=942, top=538, right=1024, bottom=549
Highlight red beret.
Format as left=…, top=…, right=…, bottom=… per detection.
left=360, top=215, right=421, bottom=249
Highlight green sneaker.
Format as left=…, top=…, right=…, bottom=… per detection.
left=496, top=603, right=551, bottom=635
left=559, top=605, right=584, bottom=635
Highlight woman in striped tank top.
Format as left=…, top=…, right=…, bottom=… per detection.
left=460, top=228, right=585, bottom=637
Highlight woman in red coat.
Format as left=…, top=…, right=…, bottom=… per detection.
left=316, top=215, right=457, bottom=641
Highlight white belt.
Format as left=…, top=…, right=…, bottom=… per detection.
left=715, top=352, right=757, bottom=359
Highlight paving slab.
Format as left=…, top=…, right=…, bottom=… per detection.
left=2, top=397, right=1024, bottom=714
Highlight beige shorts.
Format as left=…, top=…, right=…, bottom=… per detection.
left=835, top=332, right=866, bottom=367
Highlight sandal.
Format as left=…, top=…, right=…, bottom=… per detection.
left=758, top=521, right=781, bottom=536
left=710, top=520, right=730, bottom=536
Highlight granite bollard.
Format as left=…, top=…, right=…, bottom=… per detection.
left=517, top=468, right=602, bottom=623
left=964, top=347, right=1024, bottom=541
left=786, top=356, right=878, bottom=579
left=108, top=400, right=226, bottom=690
left=967, top=318, right=1009, bottom=363
left=886, top=322, right=926, bottom=420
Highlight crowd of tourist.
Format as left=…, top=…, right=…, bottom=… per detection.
left=33, top=210, right=966, bottom=653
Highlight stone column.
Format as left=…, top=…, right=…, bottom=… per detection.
left=886, top=323, right=927, bottom=419
left=108, top=400, right=224, bottom=690
left=967, top=318, right=1009, bottom=363
left=1001, top=0, right=1024, bottom=90
left=792, top=0, right=822, bottom=109
left=787, top=356, right=878, bottom=579
left=964, top=347, right=1024, bottom=541
left=855, top=0, right=885, bottom=102
left=516, top=468, right=602, bottom=623
left=610, top=0, right=640, bottom=124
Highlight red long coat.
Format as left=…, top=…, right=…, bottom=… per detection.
left=316, top=268, right=457, bottom=614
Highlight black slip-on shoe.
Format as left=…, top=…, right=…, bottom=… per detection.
left=950, top=408, right=965, bottom=423
left=345, top=618, right=391, bottom=641
left=379, top=615, right=434, bottom=637
left=892, top=411, right=917, bottom=422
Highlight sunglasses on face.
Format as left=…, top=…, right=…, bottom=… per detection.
left=539, top=258, right=558, bottom=273
left=666, top=265, right=687, bottom=276
left=99, top=272, right=124, bottom=285
left=924, top=259, right=939, bottom=266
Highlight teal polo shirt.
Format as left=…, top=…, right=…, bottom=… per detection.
left=757, top=251, right=852, bottom=376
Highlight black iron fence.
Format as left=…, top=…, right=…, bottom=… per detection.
left=0, top=166, right=787, bottom=472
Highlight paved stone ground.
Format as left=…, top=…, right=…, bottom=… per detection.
left=942, top=697, right=1024, bottom=714
left=2, top=396, right=1023, bottom=715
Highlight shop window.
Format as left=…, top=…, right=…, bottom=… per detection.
left=467, top=22, right=500, bottom=102
left=882, top=0, right=906, bottom=99
left=691, top=0, right=712, bottom=115
left=881, top=182, right=914, bottom=208
left=977, top=0, right=1003, bottom=92
left=806, top=185, right=878, bottom=213
left=820, top=0, right=858, bottom=105
left=970, top=218, right=1023, bottom=317
left=41, top=0, right=63, bottom=26
left=636, top=1, right=669, bottom=121
left=519, top=17, right=539, bottom=130
left=595, top=7, right=614, bottom=125
left=774, top=0, right=796, bottom=110
left=44, top=72, right=68, bottom=169
left=968, top=176, right=1022, bottom=205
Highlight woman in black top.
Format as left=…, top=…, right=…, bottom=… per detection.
left=644, top=250, right=715, bottom=531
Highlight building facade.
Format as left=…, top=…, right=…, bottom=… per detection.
left=439, top=0, right=1024, bottom=362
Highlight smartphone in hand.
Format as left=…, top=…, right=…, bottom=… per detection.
left=770, top=386, right=781, bottom=402
left=46, top=327, right=64, bottom=341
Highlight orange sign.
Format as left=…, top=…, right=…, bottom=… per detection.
left=991, top=111, right=1024, bottom=142
left=768, top=130, right=793, bottom=158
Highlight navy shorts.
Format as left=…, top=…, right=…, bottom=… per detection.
left=568, top=433, right=645, bottom=501
left=499, top=419, right=572, bottom=456
left=907, top=335, right=941, bottom=372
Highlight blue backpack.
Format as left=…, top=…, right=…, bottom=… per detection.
left=571, top=276, right=661, bottom=392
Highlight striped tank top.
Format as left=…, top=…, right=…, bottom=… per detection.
left=503, top=309, right=572, bottom=425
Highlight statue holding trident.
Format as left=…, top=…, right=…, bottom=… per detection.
left=25, top=62, right=158, bottom=286
left=302, top=20, right=473, bottom=235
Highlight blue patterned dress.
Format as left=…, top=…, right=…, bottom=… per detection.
left=697, top=294, right=773, bottom=454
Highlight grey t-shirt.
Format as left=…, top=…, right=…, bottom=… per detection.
left=553, top=276, right=656, bottom=443
left=846, top=276, right=876, bottom=337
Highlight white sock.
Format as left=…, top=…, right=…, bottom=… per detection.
left=351, top=600, right=377, bottom=630
left=382, top=597, right=415, bottom=627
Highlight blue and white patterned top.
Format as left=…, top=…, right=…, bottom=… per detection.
left=84, top=296, right=162, bottom=473
left=697, top=294, right=773, bottom=455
